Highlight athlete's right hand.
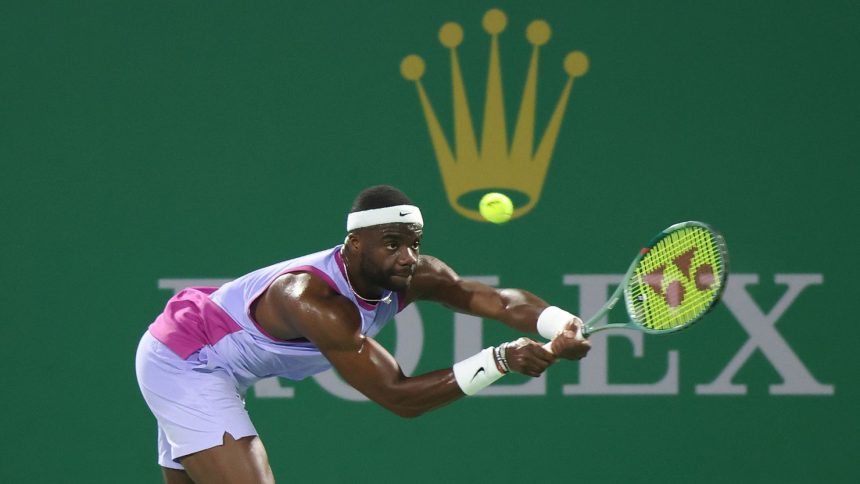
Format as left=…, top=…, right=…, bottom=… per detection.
left=504, top=337, right=556, bottom=377
left=549, top=318, right=591, bottom=361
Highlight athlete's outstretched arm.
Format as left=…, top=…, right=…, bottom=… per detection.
left=319, top=334, right=462, bottom=418
left=260, top=273, right=555, bottom=418
left=405, top=255, right=591, bottom=360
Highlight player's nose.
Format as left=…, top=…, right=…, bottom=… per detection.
left=398, top=247, right=418, bottom=266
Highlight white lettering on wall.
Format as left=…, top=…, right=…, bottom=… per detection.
left=696, top=274, right=832, bottom=395
left=156, top=273, right=831, bottom=398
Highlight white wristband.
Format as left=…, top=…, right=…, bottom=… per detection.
left=537, top=306, right=575, bottom=340
left=452, top=347, right=505, bottom=396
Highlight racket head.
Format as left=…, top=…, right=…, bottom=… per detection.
left=622, top=221, right=729, bottom=334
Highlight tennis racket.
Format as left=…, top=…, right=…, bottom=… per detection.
left=544, top=221, right=728, bottom=348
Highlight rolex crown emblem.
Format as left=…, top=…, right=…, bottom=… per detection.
left=401, top=8, right=588, bottom=222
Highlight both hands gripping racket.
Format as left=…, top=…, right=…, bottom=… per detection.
left=545, top=221, right=729, bottom=348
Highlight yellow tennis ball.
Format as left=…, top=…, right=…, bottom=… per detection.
left=479, top=192, right=514, bottom=224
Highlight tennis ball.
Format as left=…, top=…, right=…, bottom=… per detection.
left=479, top=192, right=514, bottom=224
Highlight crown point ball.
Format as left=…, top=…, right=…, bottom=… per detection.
left=526, top=20, right=551, bottom=46
left=564, top=51, right=589, bottom=77
left=483, top=9, right=507, bottom=34
left=479, top=192, right=514, bottom=224
left=400, top=55, right=425, bottom=80
left=439, top=22, right=464, bottom=48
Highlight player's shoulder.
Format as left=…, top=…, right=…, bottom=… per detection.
left=266, top=271, right=311, bottom=295
left=266, top=272, right=366, bottom=351
left=268, top=272, right=361, bottom=332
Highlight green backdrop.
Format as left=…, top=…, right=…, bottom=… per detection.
left=2, top=1, right=858, bottom=483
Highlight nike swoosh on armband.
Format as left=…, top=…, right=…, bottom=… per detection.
left=471, top=367, right=486, bottom=382
left=399, top=211, right=412, bottom=216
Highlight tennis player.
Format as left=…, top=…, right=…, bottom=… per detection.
left=136, top=185, right=591, bottom=483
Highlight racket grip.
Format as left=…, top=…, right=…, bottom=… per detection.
left=542, top=327, right=585, bottom=354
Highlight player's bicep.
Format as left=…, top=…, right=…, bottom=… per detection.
left=284, top=302, right=405, bottom=404
left=408, top=255, right=481, bottom=310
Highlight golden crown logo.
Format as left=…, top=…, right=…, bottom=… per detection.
left=401, top=8, right=588, bottom=222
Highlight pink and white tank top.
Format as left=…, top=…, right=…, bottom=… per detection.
left=148, top=245, right=405, bottom=383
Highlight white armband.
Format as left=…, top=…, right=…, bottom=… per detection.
left=452, top=347, right=505, bottom=396
left=537, top=306, right=575, bottom=339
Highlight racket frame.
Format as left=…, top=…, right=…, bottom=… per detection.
left=581, top=221, right=728, bottom=337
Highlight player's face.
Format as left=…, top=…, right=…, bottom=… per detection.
left=358, top=223, right=422, bottom=291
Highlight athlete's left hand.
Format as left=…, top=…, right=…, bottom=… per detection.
left=504, top=337, right=557, bottom=377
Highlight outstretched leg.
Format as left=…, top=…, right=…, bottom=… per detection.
left=177, top=432, right=274, bottom=484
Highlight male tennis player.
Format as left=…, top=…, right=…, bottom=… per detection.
left=136, top=185, right=591, bottom=483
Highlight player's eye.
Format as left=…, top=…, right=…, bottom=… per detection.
left=411, top=240, right=421, bottom=250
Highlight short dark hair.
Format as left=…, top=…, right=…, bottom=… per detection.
left=350, top=185, right=414, bottom=212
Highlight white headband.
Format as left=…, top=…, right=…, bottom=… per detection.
left=347, top=205, right=424, bottom=231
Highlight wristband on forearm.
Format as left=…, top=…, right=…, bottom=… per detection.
left=537, top=306, right=575, bottom=339
left=452, top=347, right=507, bottom=396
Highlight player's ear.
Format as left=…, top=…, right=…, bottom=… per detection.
left=345, top=233, right=360, bottom=252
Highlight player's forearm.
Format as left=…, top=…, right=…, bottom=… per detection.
left=328, top=337, right=465, bottom=418
left=479, top=288, right=548, bottom=334
left=354, top=339, right=555, bottom=418
left=375, top=369, right=464, bottom=418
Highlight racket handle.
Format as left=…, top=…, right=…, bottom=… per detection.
left=542, top=327, right=585, bottom=353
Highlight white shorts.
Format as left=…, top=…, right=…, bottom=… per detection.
left=135, top=331, right=258, bottom=469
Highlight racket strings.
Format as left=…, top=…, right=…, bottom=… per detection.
left=628, top=226, right=726, bottom=331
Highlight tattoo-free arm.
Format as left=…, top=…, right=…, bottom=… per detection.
left=260, top=272, right=561, bottom=416
left=321, top=335, right=463, bottom=418
left=405, top=256, right=591, bottom=361
left=406, top=255, right=549, bottom=333
left=267, top=273, right=463, bottom=418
